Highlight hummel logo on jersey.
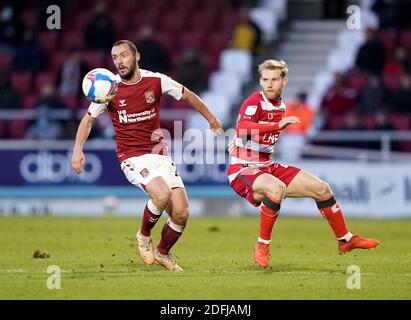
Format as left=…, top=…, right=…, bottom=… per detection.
left=119, top=99, right=127, bottom=107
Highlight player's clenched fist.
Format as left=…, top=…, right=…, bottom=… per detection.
left=279, top=116, right=300, bottom=130
left=71, top=150, right=85, bottom=175
left=209, top=117, right=223, bottom=136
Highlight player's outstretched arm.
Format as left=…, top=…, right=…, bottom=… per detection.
left=180, top=88, right=223, bottom=135
left=71, top=113, right=96, bottom=175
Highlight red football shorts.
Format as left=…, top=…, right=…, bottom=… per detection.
left=228, top=163, right=301, bottom=207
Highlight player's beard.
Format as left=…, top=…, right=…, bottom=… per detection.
left=119, top=59, right=137, bottom=81
left=265, top=87, right=282, bottom=102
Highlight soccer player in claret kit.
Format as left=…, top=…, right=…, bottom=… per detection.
left=72, top=40, right=222, bottom=272
left=227, top=60, right=379, bottom=268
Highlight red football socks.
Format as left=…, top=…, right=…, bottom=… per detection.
left=140, top=200, right=162, bottom=237
left=259, top=196, right=281, bottom=243
left=316, top=197, right=350, bottom=239
left=157, top=218, right=185, bottom=255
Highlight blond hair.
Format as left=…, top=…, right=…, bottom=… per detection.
left=258, top=59, right=288, bottom=78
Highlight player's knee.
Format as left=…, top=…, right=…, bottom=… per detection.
left=316, top=180, right=333, bottom=201
left=151, top=188, right=172, bottom=209
left=267, top=181, right=286, bottom=199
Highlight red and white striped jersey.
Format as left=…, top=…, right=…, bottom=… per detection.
left=230, top=91, right=286, bottom=165
left=87, top=69, right=184, bottom=162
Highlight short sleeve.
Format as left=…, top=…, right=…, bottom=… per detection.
left=160, top=74, right=184, bottom=101
left=87, top=102, right=108, bottom=118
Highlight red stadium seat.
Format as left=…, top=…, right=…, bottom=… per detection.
left=326, top=115, right=344, bottom=130
left=61, top=31, right=85, bottom=51
left=177, top=31, right=206, bottom=51
left=0, top=120, right=6, bottom=139
left=382, top=73, right=401, bottom=91
left=22, top=94, right=38, bottom=109
left=187, top=10, right=216, bottom=32
left=201, top=0, right=224, bottom=10
left=60, top=96, right=80, bottom=111
left=73, top=11, right=94, bottom=31
left=9, top=119, right=28, bottom=139
left=399, top=30, right=411, bottom=52
left=81, top=50, right=105, bottom=69
left=36, top=31, right=59, bottom=54
left=154, top=32, right=176, bottom=53
left=346, top=71, right=369, bottom=90
left=174, top=0, right=199, bottom=10
left=10, top=72, right=32, bottom=95
left=115, top=0, right=145, bottom=12
left=389, top=114, right=410, bottom=130
left=21, top=10, right=37, bottom=29
left=109, top=11, right=129, bottom=37
left=160, top=11, right=187, bottom=33
left=35, top=71, right=57, bottom=92
left=129, top=10, right=161, bottom=30
left=0, top=50, right=12, bottom=72
left=363, top=114, right=375, bottom=130
left=217, top=9, right=240, bottom=32
left=50, top=51, right=68, bottom=72
left=379, top=30, right=398, bottom=56
left=206, top=32, right=230, bottom=55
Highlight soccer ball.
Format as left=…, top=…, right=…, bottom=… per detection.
left=82, top=68, right=118, bottom=103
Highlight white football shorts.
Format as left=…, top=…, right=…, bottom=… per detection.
left=120, top=154, right=184, bottom=192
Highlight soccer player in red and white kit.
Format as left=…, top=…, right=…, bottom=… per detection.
left=227, top=60, right=379, bottom=268
left=71, top=40, right=222, bottom=272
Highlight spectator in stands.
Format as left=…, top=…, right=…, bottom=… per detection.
left=12, top=30, right=46, bottom=73
left=230, top=10, right=263, bottom=56
left=355, top=28, right=385, bottom=76
left=390, top=74, right=411, bottom=114
left=0, top=72, right=20, bottom=109
left=279, top=92, right=315, bottom=160
left=338, top=111, right=368, bottom=149
left=368, top=109, right=402, bottom=151
left=136, top=25, right=171, bottom=73
left=34, top=83, right=67, bottom=110
left=85, top=2, right=115, bottom=51
left=25, top=105, right=63, bottom=140
left=358, top=75, right=387, bottom=114
left=321, top=72, right=357, bottom=116
left=58, top=48, right=90, bottom=98
left=371, top=0, right=409, bottom=30
left=393, top=46, right=411, bottom=74
left=175, top=48, right=207, bottom=94
left=0, top=5, right=23, bottom=48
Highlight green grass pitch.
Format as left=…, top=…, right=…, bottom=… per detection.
left=0, top=216, right=410, bottom=299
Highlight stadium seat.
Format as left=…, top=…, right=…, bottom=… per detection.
left=22, top=94, right=38, bottom=109
left=249, top=7, right=279, bottom=42
left=35, top=71, right=57, bottom=92
left=21, top=10, right=37, bottom=29
left=160, top=11, right=186, bottom=33
left=399, top=30, right=411, bottom=52
left=346, top=71, right=369, bottom=90
left=187, top=10, right=216, bottom=32
left=73, top=11, right=94, bottom=31
left=0, top=50, right=12, bottom=72
left=81, top=51, right=106, bottom=69
left=209, top=71, right=242, bottom=103
left=9, top=119, right=28, bottom=139
left=219, top=49, right=252, bottom=84
left=389, top=114, right=410, bottom=130
left=217, top=10, right=239, bottom=32
left=60, top=96, right=80, bottom=111
left=50, top=51, right=68, bottom=72
left=129, top=10, right=161, bottom=30
left=154, top=32, right=176, bottom=54
left=382, top=73, right=401, bottom=91
left=379, top=30, right=398, bottom=55
left=0, top=120, right=6, bottom=139
left=177, top=31, right=206, bottom=51
left=206, top=32, right=230, bottom=55
left=109, top=11, right=129, bottom=37
left=174, top=0, right=199, bottom=10
left=325, top=114, right=344, bottom=130
left=10, top=72, right=32, bottom=95
left=36, top=31, right=59, bottom=55
left=199, top=91, right=231, bottom=123
left=61, top=32, right=85, bottom=51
